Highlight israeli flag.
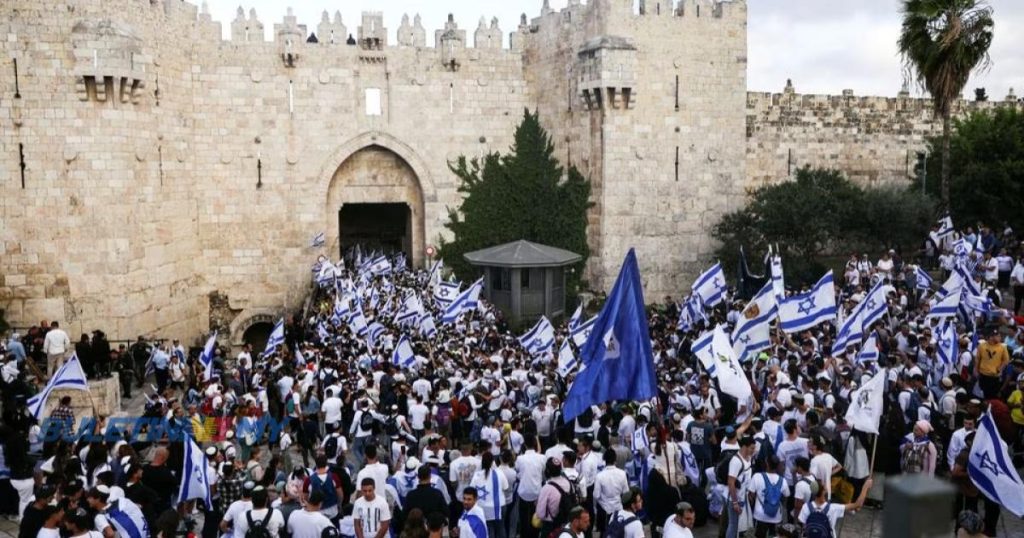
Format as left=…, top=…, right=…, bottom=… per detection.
left=632, top=426, right=650, bottom=453
left=936, top=321, right=958, bottom=365
left=769, top=254, right=786, bottom=303
left=427, top=258, right=444, bottom=285
left=936, top=215, right=954, bottom=239
left=731, top=283, right=777, bottom=362
left=915, top=266, right=934, bottom=291
left=105, top=497, right=149, bottom=538
left=832, top=304, right=865, bottom=357
left=569, top=303, right=584, bottom=332
left=177, top=436, right=213, bottom=510
left=441, top=277, right=484, bottom=324
left=859, top=280, right=890, bottom=329
left=315, top=261, right=336, bottom=287
left=692, top=262, right=727, bottom=307
left=691, top=329, right=717, bottom=377
left=968, top=410, right=1024, bottom=517
left=27, top=354, right=89, bottom=419
left=433, top=281, right=460, bottom=307
left=418, top=312, right=438, bottom=339
left=368, top=255, right=392, bottom=276
left=571, top=315, right=598, bottom=347
left=316, top=322, right=330, bottom=343
left=679, top=443, right=700, bottom=486
left=677, top=295, right=706, bottom=333
left=928, top=288, right=962, bottom=319
left=706, top=325, right=751, bottom=401
left=952, top=237, right=973, bottom=259
left=519, top=316, right=556, bottom=356
left=556, top=339, right=578, bottom=378
left=472, top=467, right=506, bottom=522
left=199, top=332, right=218, bottom=382
left=392, top=335, right=416, bottom=368
left=368, top=287, right=380, bottom=310
left=777, top=271, right=837, bottom=334
left=394, top=295, right=424, bottom=326
left=366, top=322, right=386, bottom=348
left=855, top=331, right=879, bottom=364
left=263, top=318, right=285, bottom=357
left=310, top=231, right=325, bottom=248
left=348, top=301, right=369, bottom=337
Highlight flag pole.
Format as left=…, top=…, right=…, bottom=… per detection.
left=869, top=433, right=879, bottom=475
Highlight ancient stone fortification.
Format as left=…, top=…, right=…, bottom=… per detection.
left=0, top=0, right=1013, bottom=344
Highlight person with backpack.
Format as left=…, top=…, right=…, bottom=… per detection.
left=605, top=487, right=644, bottom=538
left=554, top=506, right=591, bottom=538
left=899, top=420, right=937, bottom=475
left=535, top=458, right=576, bottom=538
left=797, top=476, right=873, bottom=538
left=351, top=399, right=383, bottom=466
left=286, top=489, right=335, bottom=538
left=747, top=455, right=789, bottom=538
left=233, top=486, right=284, bottom=538
left=302, top=455, right=345, bottom=521
left=724, top=436, right=756, bottom=538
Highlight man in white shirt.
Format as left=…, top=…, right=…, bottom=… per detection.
left=286, top=489, right=334, bottom=538
left=726, top=437, right=755, bottom=538
left=457, top=487, right=488, bottom=538
left=220, top=482, right=255, bottom=537
left=747, top=456, right=789, bottom=537
left=353, top=478, right=391, bottom=538
left=808, top=435, right=841, bottom=500
left=320, top=388, right=344, bottom=433
left=408, top=396, right=431, bottom=438
left=355, top=445, right=390, bottom=493
left=798, top=477, right=873, bottom=538
left=531, top=401, right=555, bottom=446
left=947, top=415, right=975, bottom=469
left=593, top=450, right=629, bottom=533
left=42, top=321, right=71, bottom=380
left=776, top=420, right=809, bottom=484
left=233, top=487, right=284, bottom=538
left=515, top=435, right=546, bottom=538
left=662, top=502, right=696, bottom=538
left=609, top=487, right=645, bottom=538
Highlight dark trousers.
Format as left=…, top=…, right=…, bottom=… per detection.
left=1014, top=285, right=1024, bottom=315
left=965, top=494, right=1001, bottom=537
left=201, top=507, right=222, bottom=538
left=518, top=497, right=538, bottom=538
left=979, top=375, right=1001, bottom=400
left=119, top=371, right=133, bottom=397
left=754, top=521, right=777, bottom=538
left=155, top=367, right=169, bottom=393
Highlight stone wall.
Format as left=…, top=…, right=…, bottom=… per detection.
left=42, top=376, right=122, bottom=420
left=746, top=82, right=1023, bottom=189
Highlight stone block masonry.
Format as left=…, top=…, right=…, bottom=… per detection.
left=2, top=0, right=1015, bottom=343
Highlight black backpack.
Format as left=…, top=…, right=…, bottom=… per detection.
left=324, top=435, right=340, bottom=460
left=548, top=480, right=577, bottom=527
left=244, top=509, right=274, bottom=538
left=577, top=407, right=594, bottom=428
left=385, top=416, right=400, bottom=437
left=359, top=410, right=376, bottom=431
left=714, top=449, right=739, bottom=484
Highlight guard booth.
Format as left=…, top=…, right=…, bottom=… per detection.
left=463, top=240, right=580, bottom=326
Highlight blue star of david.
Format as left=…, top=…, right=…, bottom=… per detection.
left=866, top=299, right=877, bottom=311
left=978, top=451, right=1001, bottom=477
left=476, top=485, right=490, bottom=501
left=797, top=296, right=816, bottom=316
left=405, top=475, right=417, bottom=489
left=440, top=289, right=449, bottom=297
left=712, top=277, right=723, bottom=288
left=194, top=465, right=203, bottom=477
left=739, top=334, right=752, bottom=345
left=683, top=452, right=696, bottom=468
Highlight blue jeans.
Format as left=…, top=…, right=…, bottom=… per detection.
left=725, top=502, right=741, bottom=538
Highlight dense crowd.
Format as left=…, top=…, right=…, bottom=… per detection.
left=1, top=229, right=1023, bottom=538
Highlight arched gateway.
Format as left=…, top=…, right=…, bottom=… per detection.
left=320, top=133, right=434, bottom=269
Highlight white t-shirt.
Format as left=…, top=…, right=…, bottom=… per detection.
left=661, top=515, right=694, bottom=538
left=321, top=397, right=343, bottom=425
left=353, top=495, right=391, bottom=536
left=232, top=508, right=284, bottom=538
left=222, top=499, right=254, bottom=537
left=777, top=438, right=809, bottom=483
left=798, top=499, right=846, bottom=537
left=409, top=403, right=430, bottom=430
left=286, top=509, right=335, bottom=538
left=810, top=453, right=840, bottom=497
left=727, top=453, right=753, bottom=492
left=612, top=510, right=645, bottom=538
left=748, top=472, right=789, bottom=524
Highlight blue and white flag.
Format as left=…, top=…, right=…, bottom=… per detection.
left=831, top=305, right=865, bottom=357
left=953, top=237, right=972, bottom=258
left=263, top=318, right=285, bottom=357
left=310, top=231, right=325, bottom=248
left=106, top=497, right=150, bottom=538
left=27, top=354, right=89, bottom=419
left=394, top=295, right=424, bottom=326
left=692, top=262, right=727, bottom=307
left=570, top=315, right=597, bottom=347
left=367, top=255, right=392, bottom=276
left=392, top=335, right=416, bottom=368
left=368, top=287, right=380, bottom=310
left=315, top=261, right=337, bottom=287
left=556, top=339, right=578, bottom=378
left=731, top=283, right=777, bottom=363
left=770, top=253, right=786, bottom=303
left=691, top=329, right=717, bottom=377
left=915, top=266, right=934, bottom=291
left=348, top=301, right=369, bottom=337
left=928, top=288, right=962, bottom=319
left=366, top=322, right=386, bottom=348
left=844, top=369, right=886, bottom=434
left=331, top=296, right=352, bottom=327
left=177, top=436, right=213, bottom=510
left=418, top=312, right=438, bottom=339
left=677, top=295, right=706, bottom=333
left=936, top=215, right=954, bottom=239
left=563, top=250, right=658, bottom=421
left=964, top=293, right=1002, bottom=316
left=569, top=303, right=584, bottom=332
left=859, top=280, right=891, bottom=329
left=433, top=281, right=460, bottom=307
left=199, top=332, right=218, bottom=382
left=936, top=321, right=958, bottom=366
left=777, top=271, right=837, bottom=334
left=679, top=443, right=700, bottom=486
left=427, top=258, right=444, bottom=286
left=470, top=468, right=506, bottom=523
left=441, top=277, right=484, bottom=324
left=520, top=316, right=556, bottom=357
left=855, top=331, right=879, bottom=364
left=632, top=427, right=650, bottom=453
left=968, top=410, right=1024, bottom=517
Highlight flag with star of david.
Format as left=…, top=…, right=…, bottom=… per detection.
left=968, top=410, right=1024, bottom=517
left=177, top=435, right=213, bottom=510
left=692, top=262, right=727, bottom=308
left=777, top=271, right=837, bottom=334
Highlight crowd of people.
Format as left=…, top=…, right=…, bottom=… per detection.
left=0, top=229, right=1022, bottom=538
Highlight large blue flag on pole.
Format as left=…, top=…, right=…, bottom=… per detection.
left=968, top=410, right=1024, bottom=517
left=563, top=249, right=657, bottom=422
left=177, top=435, right=214, bottom=510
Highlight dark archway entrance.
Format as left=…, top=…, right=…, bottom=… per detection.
left=338, top=202, right=412, bottom=260
left=242, top=321, right=274, bottom=354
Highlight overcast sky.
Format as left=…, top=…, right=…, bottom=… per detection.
left=206, top=0, right=1022, bottom=98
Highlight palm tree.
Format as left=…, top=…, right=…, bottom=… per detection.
left=898, top=0, right=994, bottom=208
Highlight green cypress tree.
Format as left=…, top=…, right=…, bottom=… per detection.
left=439, top=109, right=592, bottom=297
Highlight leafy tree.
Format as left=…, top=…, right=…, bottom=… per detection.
left=898, top=0, right=994, bottom=208
left=920, top=107, right=1024, bottom=231
left=713, top=167, right=935, bottom=286
left=439, top=109, right=592, bottom=295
